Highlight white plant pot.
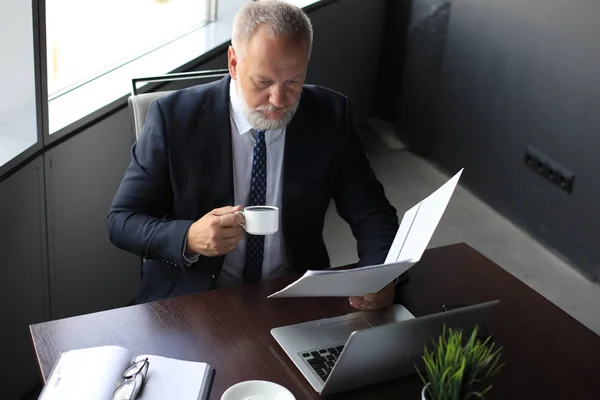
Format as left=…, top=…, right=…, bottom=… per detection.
left=422, top=384, right=485, bottom=400
left=421, top=383, right=430, bottom=400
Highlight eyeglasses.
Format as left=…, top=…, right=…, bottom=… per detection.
left=112, top=357, right=150, bottom=400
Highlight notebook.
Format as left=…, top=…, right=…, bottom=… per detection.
left=38, top=345, right=215, bottom=400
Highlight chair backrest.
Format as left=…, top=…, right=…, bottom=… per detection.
left=128, top=91, right=175, bottom=140
left=127, top=69, right=229, bottom=140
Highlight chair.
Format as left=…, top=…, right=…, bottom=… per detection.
left=127, top=68, right=229, bottom=140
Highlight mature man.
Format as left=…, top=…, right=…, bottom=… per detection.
left=108, top=0, right=399, bottom=308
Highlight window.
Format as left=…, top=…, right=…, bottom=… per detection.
left=46, top=0, right=214, bottom=99
left=0, top=0, right=39, bottom=169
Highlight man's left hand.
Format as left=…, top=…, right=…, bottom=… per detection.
left=349, top=283, right=395, bottom=311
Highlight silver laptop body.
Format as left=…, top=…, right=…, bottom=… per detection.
left=270, top=300, right=499, bottom=395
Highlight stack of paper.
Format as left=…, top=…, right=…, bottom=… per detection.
left=267, top=169, right=463, bottom=298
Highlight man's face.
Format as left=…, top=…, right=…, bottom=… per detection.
left=228, top=24, right=309, bottom=130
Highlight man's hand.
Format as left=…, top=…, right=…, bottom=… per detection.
left=185, top=205, right=244, bottom=257
left=349, top=282, right=395, bottom=311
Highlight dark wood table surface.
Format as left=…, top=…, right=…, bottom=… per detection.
left=30, top=243, right=600, bottom=399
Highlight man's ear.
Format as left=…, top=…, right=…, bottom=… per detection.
left=228, top=46, right=238, bottom=78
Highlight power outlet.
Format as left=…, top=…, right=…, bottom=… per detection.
left=524, top=146, right=575, bottom=194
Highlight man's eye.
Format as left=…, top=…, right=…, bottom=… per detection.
left=259, top=80, right=271, bottom=86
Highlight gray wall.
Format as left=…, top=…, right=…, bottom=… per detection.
left=0, top=157, right=48, bottom=399
left=45, top=108, right=140, bottom=320
left=375, top=0, right=411, bottom=121
left=306, top=0, right=386, bottom=124
left=0, top=0, right=388, bottom=397
left=431, top=0, right=600, bottom=280
left=383, top=0, right=451, bottom=156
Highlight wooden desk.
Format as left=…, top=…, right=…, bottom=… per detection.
left=30, top=243, right=600, bottom=399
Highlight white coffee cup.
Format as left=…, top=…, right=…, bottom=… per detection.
left=235, top=206, right=279, bottom=235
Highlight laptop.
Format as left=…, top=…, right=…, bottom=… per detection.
left=270, top=300, right=499, bottom=395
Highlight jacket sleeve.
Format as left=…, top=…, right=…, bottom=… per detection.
left=107, top=99, right=194, bottom=269
left=332, top=99, right=399, bottom=267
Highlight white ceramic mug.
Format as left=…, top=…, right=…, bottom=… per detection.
left=235, top=206, right=279, bottom=235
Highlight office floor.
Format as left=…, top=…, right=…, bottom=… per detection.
left=322, top=125, right=600, bottom=336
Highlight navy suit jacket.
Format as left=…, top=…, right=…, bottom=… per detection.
left=108, top=76, right=399, bottom=303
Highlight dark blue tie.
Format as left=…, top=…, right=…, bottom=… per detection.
left=243, top=130, right=267, bottom=283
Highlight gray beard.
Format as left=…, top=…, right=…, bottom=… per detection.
left=237, top=81, right=299, bottom=131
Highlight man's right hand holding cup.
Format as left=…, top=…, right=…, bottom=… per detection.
left=185, top=205, right=244, bottom=257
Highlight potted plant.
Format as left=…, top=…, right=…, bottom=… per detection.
left=416, top=325, right=504, bottom=400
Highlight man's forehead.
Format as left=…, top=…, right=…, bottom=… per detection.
left=251, top=73, right=305, bottom=80
left=242, top=53, right=307, bottom=74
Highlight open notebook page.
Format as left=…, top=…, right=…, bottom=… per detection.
left=135, top=354, right=212, bottom=400
left=39, top=345, right=132, bottom=400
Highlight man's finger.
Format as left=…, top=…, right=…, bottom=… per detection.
left=217, top=212, right=244, bottom=227
left=349, top=297, right=374, bottom=310
left=222, top=242, right=241, bottom=254
left=350, top=293, right=393, bottom=311
left=220, top=225, right=243, bottom=239
left=211, top=205, right=243, bottom=217
left=363, top=292, right=378, bottom=302
left=364, top=283, right=393, bottom=301
left=220, top=234, right=243, bottom=248
left=216, top=238, right=244, bottom=255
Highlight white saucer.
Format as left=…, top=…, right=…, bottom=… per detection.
left=221, top=380, right=295, bottom=400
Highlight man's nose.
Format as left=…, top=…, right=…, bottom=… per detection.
left=269, top=85, right=287, bottom=109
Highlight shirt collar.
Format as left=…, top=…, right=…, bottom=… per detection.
left=229, top=79, right=254, bottom=135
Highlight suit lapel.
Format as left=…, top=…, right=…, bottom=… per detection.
left=282, top=96, right=317, bottom=271
left=197, top=76, right=234, bottom=207
left=282, top=97, right=313, bottom=212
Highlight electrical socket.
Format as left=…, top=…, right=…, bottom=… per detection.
left=524, top=146, right=575, bottom=194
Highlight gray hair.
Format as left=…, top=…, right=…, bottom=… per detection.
left=232, top=0, right=313, bottom=59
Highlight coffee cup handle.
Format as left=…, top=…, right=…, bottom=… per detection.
left=234, top=210, right=246, bottom=230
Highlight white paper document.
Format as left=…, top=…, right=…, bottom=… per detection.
left=267, top=169, right=463, bottom=298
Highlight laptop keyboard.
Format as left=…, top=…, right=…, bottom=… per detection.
left=301, top=345, right=345, bottom=382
